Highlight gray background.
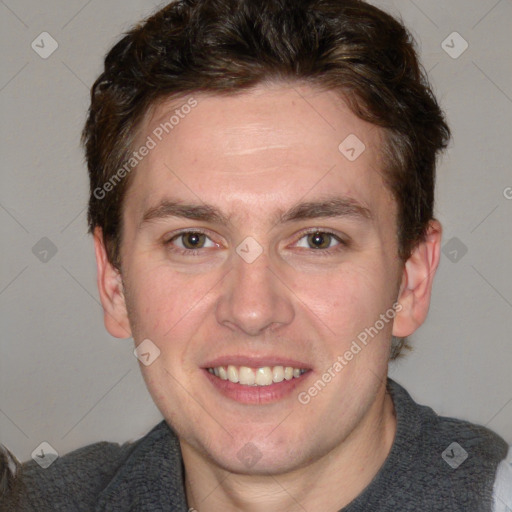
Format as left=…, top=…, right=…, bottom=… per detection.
left=1, top=0, right=511, bottom=464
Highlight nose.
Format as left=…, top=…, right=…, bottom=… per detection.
left=215, top=247, right=295, bottom=336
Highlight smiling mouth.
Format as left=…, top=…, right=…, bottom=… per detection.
left=207, top=365, right=309, bottom=386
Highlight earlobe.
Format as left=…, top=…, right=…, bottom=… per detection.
left=93, top=227, right=132, bottom=339
left=392, top=220, right=442, bottom=338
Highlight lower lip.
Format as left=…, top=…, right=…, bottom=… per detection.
left=203, top=369, right=311, bottom=404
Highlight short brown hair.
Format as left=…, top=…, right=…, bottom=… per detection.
left=82, top=0, right=450, bottom=358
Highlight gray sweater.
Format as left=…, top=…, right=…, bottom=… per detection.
left=4, top=379, right=508, bottom=511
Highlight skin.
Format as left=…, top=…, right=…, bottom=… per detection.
left=94, top=83, right=442, bottom=511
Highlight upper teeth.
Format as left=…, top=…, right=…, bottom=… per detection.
left=208, top=365, right=307, bottom=386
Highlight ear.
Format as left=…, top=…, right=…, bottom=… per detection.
left=392, top=219, right=442, bottom=338
left=93, top=227, right=132, bottom=339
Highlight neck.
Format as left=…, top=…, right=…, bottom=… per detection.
left=183, top=383, right=396, bottom=512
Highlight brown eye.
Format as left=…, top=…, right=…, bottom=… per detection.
left=180, top=232, right=207, bottom=249
left=306, top=231, right=335, bottom=249
left=165, top=230, right=218, bottom=256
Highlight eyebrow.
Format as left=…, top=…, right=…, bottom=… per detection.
left=278, top=197, right=372, bottom=223
left=140, top=196, right=373, bottom=228
left=141, top=201, right=229, bottom=227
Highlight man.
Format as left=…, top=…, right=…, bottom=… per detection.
left=2, top=0, right=510, bottom=510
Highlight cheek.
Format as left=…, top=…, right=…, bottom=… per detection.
left=127, top=287, right=168, bottom=338
left=123, top=262, right=219, bottom=365
left=296, top=260, right=394, bottom=337
left=123, top=263, right=180, bottom=339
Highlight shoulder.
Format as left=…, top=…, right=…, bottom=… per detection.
left=419, top=398, right=508, bottom=467
left=385, top=378, right=509, bottom=510
left=7, top=421, right=170, bottom=512
left=387, top=378, right=508, bottom=464
left=492, top=445, right=512, bottom=512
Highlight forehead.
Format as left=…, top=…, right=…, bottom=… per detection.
left=125, top=84, right=394, bottom=224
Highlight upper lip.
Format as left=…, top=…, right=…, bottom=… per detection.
left=202, top=355, right=311, bottom=370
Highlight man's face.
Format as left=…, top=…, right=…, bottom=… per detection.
left=117, top=84, right=403, bottom=474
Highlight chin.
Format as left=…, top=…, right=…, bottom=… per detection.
left=209, top=443, right=311, bottom=476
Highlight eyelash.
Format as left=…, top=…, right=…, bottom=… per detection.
left=164, top=228, right=348, bottom=257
